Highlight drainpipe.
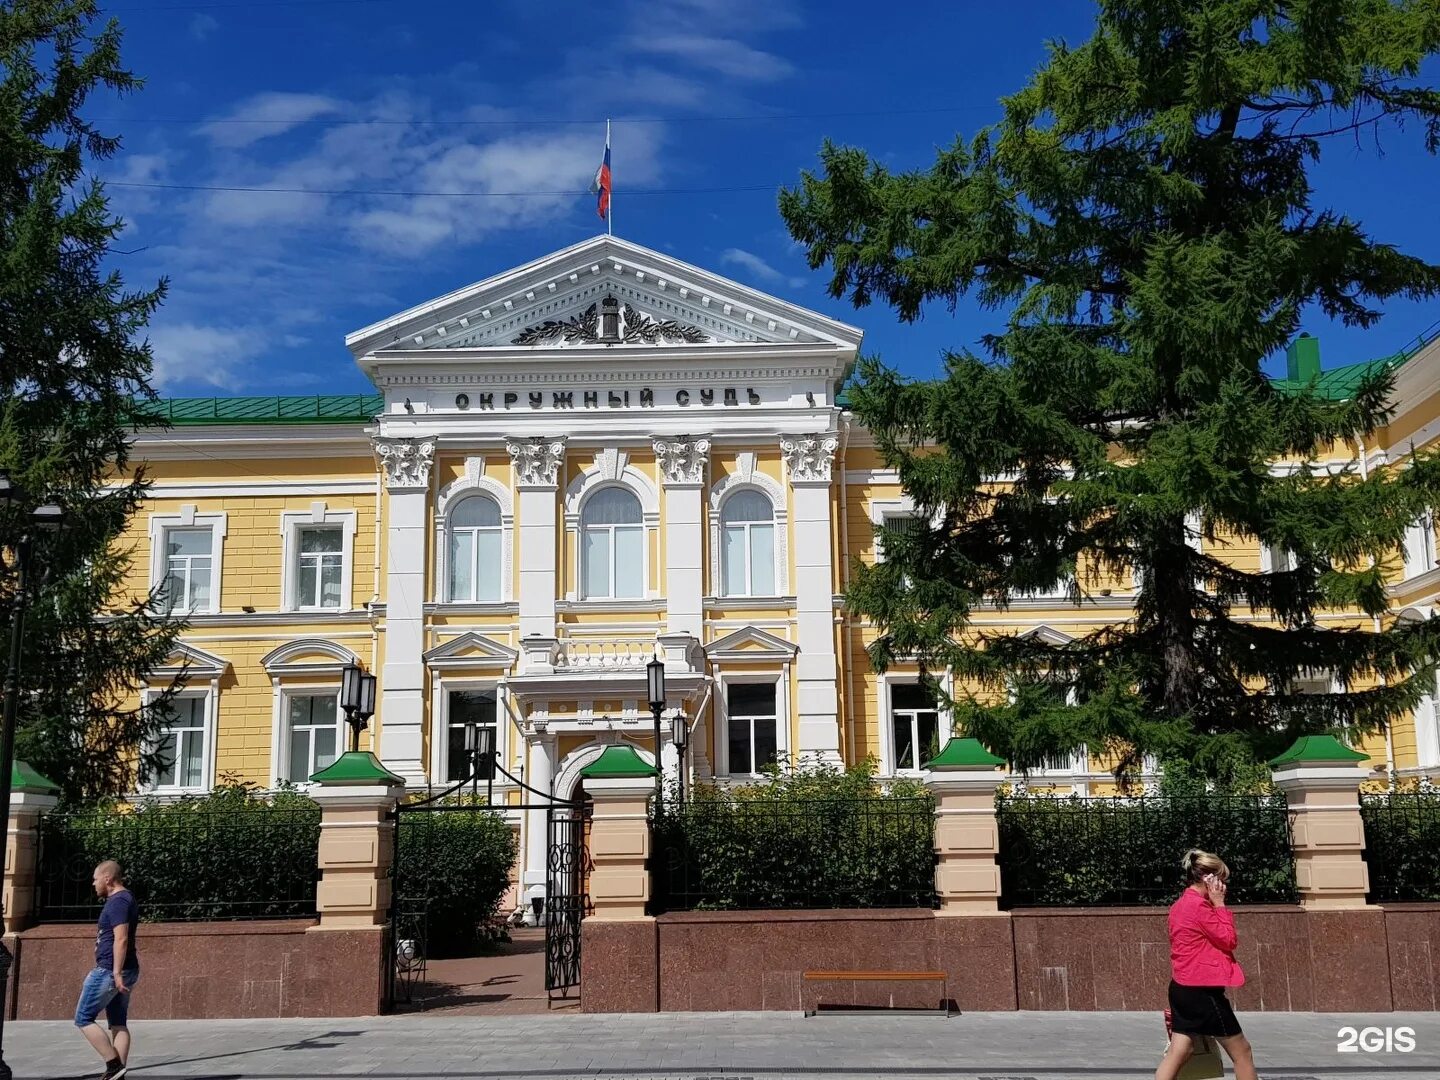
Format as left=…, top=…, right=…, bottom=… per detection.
left=1356, top=436, right=1398, bottom=786
left=838, top=415, right=856, bottom=766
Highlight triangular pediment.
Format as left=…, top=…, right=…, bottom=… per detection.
left=704, top=625, right=798, bottom=661
left=1020, top=624, right=1073, bottom=646
left=346, top=235, right=862, bottom=356
left=155, top=641, right=231, bottom=679
left=424, top=632, right=518, bottom=671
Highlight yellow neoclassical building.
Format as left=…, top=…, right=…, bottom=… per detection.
left=116, top=235, right=1440, bottom=898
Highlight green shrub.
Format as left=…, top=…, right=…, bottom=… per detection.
left=393, top=800, right=519, bottom=956
left=996, top=792, right=1298, bottom=907
left=38, top=782, right=320, bottom=922
left=1361, top=789, right=1440, bottom=902
left=653, top=760, right=935, bottom=911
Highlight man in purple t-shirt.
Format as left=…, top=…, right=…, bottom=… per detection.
left=73, top=860, right=139, bottom=1080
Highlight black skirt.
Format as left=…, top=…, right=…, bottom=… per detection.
left=1169, top=980, right=1243, bottom=1038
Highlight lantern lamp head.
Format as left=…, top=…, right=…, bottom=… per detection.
left=647, top=656, right=665, bottom=710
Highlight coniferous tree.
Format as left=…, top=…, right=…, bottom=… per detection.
left=1, top=0, right=183, bottom=801
left=781, top=0, right=1440, bottom=775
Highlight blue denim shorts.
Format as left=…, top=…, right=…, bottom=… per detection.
left=74, top=965, right=139, bottom=1028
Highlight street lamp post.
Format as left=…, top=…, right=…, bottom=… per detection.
left=647, top=656, right=665, bottom=817
left=0, top=475, right=65, bottom=1080
left=671, top=711, right=689, bottom=807
left=339, top=664, right=377, bottom=753
left=464, top=722, right=496, bottom=803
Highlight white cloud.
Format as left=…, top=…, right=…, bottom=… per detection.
left=199, top=92, right=343, bottom=149
left=629, top=35, right=793, bottom=82
left=721, top=248, right=804, bottom=289
left=146, top=323, right=256, bottom=391
left=189, top=14, right=218, bottom=41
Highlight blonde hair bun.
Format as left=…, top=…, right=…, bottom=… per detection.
left=1182, top=848, right=1229, bottom=884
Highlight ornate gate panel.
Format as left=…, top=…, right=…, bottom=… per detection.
left=544, top=803, right=591, bottom=1000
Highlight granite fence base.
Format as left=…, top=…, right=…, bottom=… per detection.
left=6, top=919, right=388, bottom=1020
left=582, top=903, right=1440, bottom=1014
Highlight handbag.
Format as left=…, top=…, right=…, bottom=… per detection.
left=1163, top=1009, right=1226, bottom=1079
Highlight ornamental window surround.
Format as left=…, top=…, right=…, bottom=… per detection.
left=148, top=506, right=227, bottom=616
left=279, top=504, right=358, bottom=613
left=435, top=456, right=515, bottom=606
left=722, top=679, right=780, bottom=777
left=719, top=489, right=777, bottom=597
left=143, top=691, right=216, bottom=793
left=562, top=448, right=659, bottom=603
left=261, top=638, right=362, bottom=787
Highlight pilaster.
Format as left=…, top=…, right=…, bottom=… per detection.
left=508, top=437, right=566, bottom=640
left=1271, top=735, right=1373, bottom=910
left=654, top=436, right=709, bottom=638
left=780, top=432, right=842, bottom=764
left=926, top=739, right=1006, bottom=915
left=522, top=723, right=557, bottom=896
left=375, top=436, right=435, bottom=786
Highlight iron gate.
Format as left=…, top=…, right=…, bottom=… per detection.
left=385, top=766, right=589, bottom=1010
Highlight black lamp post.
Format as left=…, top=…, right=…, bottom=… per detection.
left=464, top=721, right=496, bottom=802
left=647, top=656, right=665, bottom=816
left=671, top=711, right=689, bottom=807
left=0, top=475, right=64, bottom=1080
left=340, top=663, right=375, bottom=753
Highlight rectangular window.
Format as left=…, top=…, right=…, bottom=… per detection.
left=163, top=527, right=213, bottom=614
left=890, top=682, right=940, bottom=772
left=726, top=682, right=778, bottom=775
left=1403, top=515, right=1436, bottom=579
left=1266, top=545, right=1295, bottom=573
left=445, top=689, right=498, bottom=783
left=287, top=693, right=340, bottom=783
left=296, top=525, right=344, bottom=609
left=154, top=695, right=207, bottom=789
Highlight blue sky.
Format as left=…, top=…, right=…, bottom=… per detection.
left=94, top=0, right=1439, bottom=398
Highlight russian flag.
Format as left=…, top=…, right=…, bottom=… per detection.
left=590, top=133, right=611, bottom=222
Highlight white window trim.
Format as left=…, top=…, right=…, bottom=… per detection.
left=429, top=677, right=510, bottom=787
left=272, top=686, right=344, bottom=788
left=1260, top=543, right=1295, bottom=574
left=262, top=638, right=362, bottom=787
left=279, top=503, right=357, bottom=613
left=147, top=505, right=227, bottom=615
left=141, top=684, right=218, bottom=794
left=434, top=456, right=514, bottom=604
left=563, top=448, right=660, bottom=602
left=709, top=463, right=789, bottom=596
left=1004, top=676, right=1088, bottom=787
left=1418, top=672, right=1440, bottom=770
left=878, top=671, right=953, bottom=777
left=713, top=666, right=790, bottom=778
left=1402, top=513, right=1437, bottom=580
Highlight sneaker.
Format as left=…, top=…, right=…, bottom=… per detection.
left=100, top=1061, right=127, bottom=1080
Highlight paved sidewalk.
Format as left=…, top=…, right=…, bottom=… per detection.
left=15, top=1010, right=1437, bottom=1079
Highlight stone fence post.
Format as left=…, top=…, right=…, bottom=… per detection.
left=1270, top=734, right=1372, bottom=909
left=308, top=751, right=404, bottom=929
left=579, top=745, right=659, bottom=1012
left=926, top=738, right=1007, bottom=914
left=5, top=762, right=60, bottom=936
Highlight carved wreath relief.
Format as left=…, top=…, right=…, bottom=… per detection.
left=512, top=298, right=708, bottom=346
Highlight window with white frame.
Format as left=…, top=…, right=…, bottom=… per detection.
left=720, top=490, right=776, bottom=596
left=726, top=682, right=778, bottom=775
left=890, top=682, right=940, bottom=772
left=161, top=527, right=214, bottom=614
left=445, top=688, right=498, bottom=783
left=581, top=487, right=644, bottom=599
left=1403, top=514, right=1437, bottom=579
left=284, top=692, right=341, bottom=783
left=1264, top=544, right=1296, bottom=573
left=295, top=525, right=344, bottom=609
left=151, top=694, right=209, bottom=790
left=448, top=496, right=503, bottom=602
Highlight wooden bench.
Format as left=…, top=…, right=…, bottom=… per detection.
left=801, top=970, right=953, bottom=1017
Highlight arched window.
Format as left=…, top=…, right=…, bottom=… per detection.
left=721, top=490, right=775, bottom=596
left=581, top=487, right=644, bottom=599
left=448, top=495, right=503, bottom=602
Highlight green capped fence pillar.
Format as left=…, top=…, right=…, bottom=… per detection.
left=5, top=762, right=60, bottom=935
left=308, top=751, right=404, bottom=930
left=1270, top=735, right=1373, bottom=910
left=925, top=738, right=1007, bottom=914
left=581, top=746, right=657, bottom=921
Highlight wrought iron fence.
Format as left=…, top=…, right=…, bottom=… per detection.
left=651, top=796, right=936, bottom=911
left=37, top=803, right=321, bottom=922
left=996, top=793, right=1298, bottom=907
left=1361, top=789, right=1440, bottom=902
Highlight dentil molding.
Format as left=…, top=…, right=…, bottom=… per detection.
left=779, top=432, right=839, bottom=485
left=506, top=436, right=567, bottom=488
left=374, top=438, right=435, bottom=490
left=652, top=436, right=711, bottom=486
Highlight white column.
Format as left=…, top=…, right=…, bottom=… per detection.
left=1417, top=678, right=1440, bottom=770
left=781, top=432, right=842, bottom=765
left=522, top=725, right=556, bottom=897
left=507, top=437, right=566, bottom=640
left=375, top=438, right=435, bottom=787
left=653, top=436, right=709, bottom=638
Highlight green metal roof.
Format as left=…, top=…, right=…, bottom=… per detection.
left=137, top=395, right=383, bottom=427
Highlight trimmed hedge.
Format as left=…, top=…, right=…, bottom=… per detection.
left=393, top=801, right=519, bottom=956
left=652, top=764, right=936, bottom=911
left=38, top=784, right=321, bottom=922
left=1361, top=789, right=1440, bottom=902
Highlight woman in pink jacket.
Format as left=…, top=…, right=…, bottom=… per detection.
left=1156, top=849, right=1257, bottom=1080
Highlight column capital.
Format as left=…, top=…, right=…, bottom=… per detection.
left=374, top=437, right=436, bottom=492
left=507, top=436, right=567, bottom=489
left=652, top=435, right=711, bottom=487
left=780, top=431, right=839, bottom=486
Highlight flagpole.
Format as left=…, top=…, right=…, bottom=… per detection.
left=606, top=118, right=613, bottom=236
